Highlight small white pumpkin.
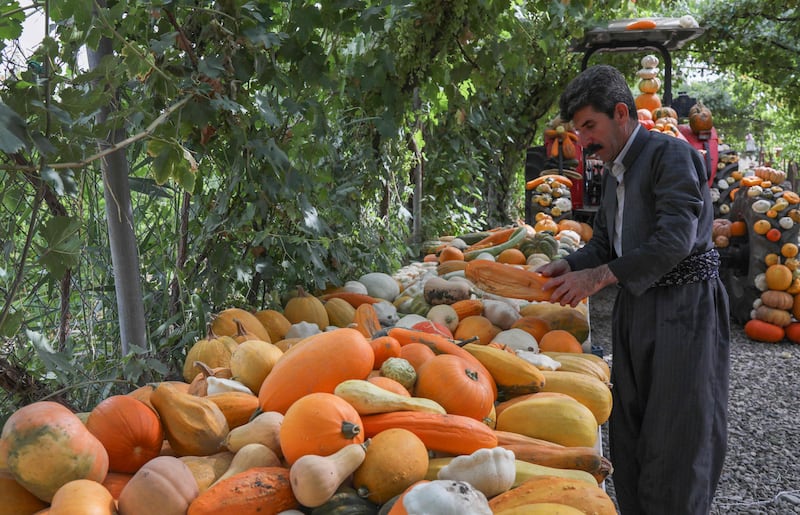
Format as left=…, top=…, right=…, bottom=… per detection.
left=437, top=447, right=516, bottom=498
left=401, top=480, right=491, bottom=515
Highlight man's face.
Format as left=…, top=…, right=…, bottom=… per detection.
left=572, top=103, right=630, bottom=163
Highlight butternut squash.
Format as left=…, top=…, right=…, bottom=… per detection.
left=223, top=411, right=283, bottom=456
left=334, top=379, right=446, bottom=415
left=179, top=452, right=234, bottom=492
left=211, top=443, right=280, bottom=487
left=289, top=443, right=367, bottom=508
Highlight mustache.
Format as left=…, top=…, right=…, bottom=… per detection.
left=586, top=143, right=603, bottom=154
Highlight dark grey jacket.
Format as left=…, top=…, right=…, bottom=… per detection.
left=565, top=128, right=714, bottom=296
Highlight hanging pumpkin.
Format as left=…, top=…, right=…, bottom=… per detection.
left=688, top=101, right=713, bottom=134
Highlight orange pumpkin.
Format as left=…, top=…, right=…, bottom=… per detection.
left=0, top=470, right=48, bottom=515
left=49, top=479, right=117, bottom=515
left=537, top=329, right=583, bottom=353
left=102, top=471, right=133, bottom=499
left=1, top=401, right=109, bottom=502
left=367, top=376, right=412, bottom=397
left=258, top=328, right=375, bottom=414
left=765, top=264, right=793, bottom=291
left=688, top=102, right=713, bottom=133
left=496, top=248, right=527, bottom=265
left=454, top=315, right=501, bottom=345
left=369, top=335, right=402, bottom=369
left=414, top=354, right=494, bottom=421
left=635, top=92, right=661, bottom=113
left=398, top=343, right=437, bottom=373
left=279, top=392, right=365, bottom=464
left=438, top=246, right=464, bottom=263
left=511, top=316, right=551, bottom=342
left=86, top=395, right=164, bottom=473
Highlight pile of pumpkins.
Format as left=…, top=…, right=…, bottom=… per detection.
left=710, top=164, right=800, bottom=343
left=1, top=222, right=620, bottom=514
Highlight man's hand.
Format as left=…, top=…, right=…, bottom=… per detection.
left=538, top=262, right=618, bottom=307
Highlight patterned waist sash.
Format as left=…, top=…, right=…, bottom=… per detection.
left=652, top=248, right=720, bottom=288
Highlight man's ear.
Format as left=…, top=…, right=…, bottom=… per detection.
left=614, top=102, right=629, bottom=124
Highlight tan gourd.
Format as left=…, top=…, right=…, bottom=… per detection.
left=210, top=443, right=281, bottom=488
left=149, top=382, right=229, bottom=457
left=222, top=410, right=283, bottom=456
left=229, top=340, right=284, bottom=393
left=333, top=379, right=446, bottom=415
left=289, top=442, right=367, bottom=508
left=179, top=452, right=234, bottom=492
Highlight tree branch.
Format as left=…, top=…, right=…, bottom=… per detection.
left=1, top=95, right=193, bottom=173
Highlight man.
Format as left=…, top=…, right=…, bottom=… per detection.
left=538, top=65, right=730, bottom=514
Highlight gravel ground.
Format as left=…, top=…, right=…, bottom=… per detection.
left=588, top=285, right=800, bottom=515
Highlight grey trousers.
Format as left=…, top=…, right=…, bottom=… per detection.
left=609, top=277, right=730, bottom=515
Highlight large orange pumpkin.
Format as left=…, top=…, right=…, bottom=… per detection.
left=86, top=394, right=164, bottom=473
left=279, top=392, right=365, bottom=465
left=258, top=328, right=374, bottom=414
left=414, top=354, right=494, bottom=421
left=1, top=401, right=109, bottom=502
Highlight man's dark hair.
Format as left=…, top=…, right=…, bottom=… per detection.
left=559, top=65, right=637, bottom=122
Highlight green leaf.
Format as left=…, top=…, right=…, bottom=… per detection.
left=27, top=330, right=73, bottom=379
left=0, top=102, right=29, bottom=153
left=36, top=215, right=81, bottom=278
left=0, top=309, right=23, bottom=338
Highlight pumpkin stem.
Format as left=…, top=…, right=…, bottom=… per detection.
left=456, top=336, right=480, bottom=347
left=193, top=360, right=214, bottom=378
left=233, top=318, right=249, bottom=337
left=341, top=421, right=361, bottom=439
left=464, top=368, right=479, bottom=382
left=357, top=486, right=371, bottom=499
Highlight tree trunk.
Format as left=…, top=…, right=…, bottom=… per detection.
left=86, top=20, right=146, bottom=356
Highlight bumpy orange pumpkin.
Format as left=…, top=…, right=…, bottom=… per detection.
left=279, top=392, right=365, bottom=465
left=86, top=394, right=164, bottom=473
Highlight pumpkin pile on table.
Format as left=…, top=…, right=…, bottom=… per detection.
left=710, top=164, right=800, bottom=343
left=1, top=222, right=621, bottom=515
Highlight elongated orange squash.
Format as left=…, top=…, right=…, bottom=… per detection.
left=361, top=412, right=497, bottom=456
left=319, top=291, right=380, bottom=308
left=258, top=328, right=375, bottom=413
left=465, top=260, right=551, bottom=302
left=625, top=19, right=657, bottom=30
left=187, top=467, right=298, bottom=515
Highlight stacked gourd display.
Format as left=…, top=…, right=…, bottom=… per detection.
left=0, top=223, right=618, bottom=514
left=711, top=165, right=800, bottom=343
